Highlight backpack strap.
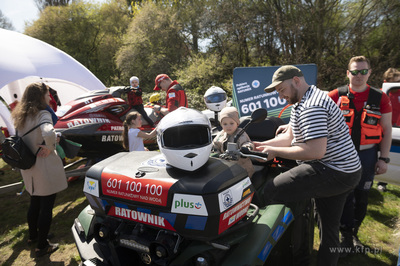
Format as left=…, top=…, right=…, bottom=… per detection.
left=19, top=122, right=50, bottom=137
left=366, top=86, right=382, bottom=111
left=338, top=85, right=349, bottom=97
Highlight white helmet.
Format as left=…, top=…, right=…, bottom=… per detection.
left=204, top=86, right=227, bottom=112
left=157, top=107, right=212, bottom=171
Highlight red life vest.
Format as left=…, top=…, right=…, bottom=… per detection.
left=338, top=86, right=383, bottom=149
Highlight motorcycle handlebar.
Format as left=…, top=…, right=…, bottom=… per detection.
left=240, top=147, right=269, bottom=161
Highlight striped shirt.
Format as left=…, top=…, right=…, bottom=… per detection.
left=290, top=86, right=361, bottom=173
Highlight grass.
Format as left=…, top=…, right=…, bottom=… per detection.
left=1, top=159, right=399, bottom=265
left=312, top=183, right=400, bottom=266
left=0, top=160, right=86, bottom=265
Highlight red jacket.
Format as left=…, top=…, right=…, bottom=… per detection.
left=127, top=87, right=143, bottom=106
left=166, top=81, right=188, bottom=112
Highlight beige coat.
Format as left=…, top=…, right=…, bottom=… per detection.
left=19, top=110, right=67, bottom=196
left=212, top=128, right=255, bottom=178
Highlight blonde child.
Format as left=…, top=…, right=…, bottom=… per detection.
left=122, top=111, right=156, bottom=151
left=212, top=107, right=255, bottom=178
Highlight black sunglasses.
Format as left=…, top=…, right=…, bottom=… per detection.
left=349, top=69, right=369, bottom=76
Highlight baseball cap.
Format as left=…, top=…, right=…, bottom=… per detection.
left=154, top=74, right=170, bottom=91
left=264, top=65, right=304, bottom=93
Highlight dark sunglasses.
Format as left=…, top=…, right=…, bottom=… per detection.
left=349, top=69, right=369, bottom=76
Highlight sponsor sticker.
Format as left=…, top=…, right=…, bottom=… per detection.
left=67, top=117, right=111, bottom=128
left=101, top=135, right=124, bottom=142
left=101, top=172, right=175, bottom=206
left=108, top=206, right=176, bottom=231
left=83, top=177, right=99, bottom=197
left=171, top=194, right=208, bottom=216
left=252, top=80, right=260, bottom=89
left=168, top=92, right=176, bottom=98
left=218, top=177, right=251, bottom=212
left=111, top=126, right=124, bottom=131
left=142, top=154, right=168, bottom=168
left=218, top=193, right=253, bottom=234
left=258, top=241, right=273, bottom=262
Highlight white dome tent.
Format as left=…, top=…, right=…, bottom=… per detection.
left=0, top=28, right=106, bottom=132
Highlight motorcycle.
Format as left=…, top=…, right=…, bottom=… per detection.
left=72, top=107, right=315, bottom=266
left=54, top=86, right=160, bottom=159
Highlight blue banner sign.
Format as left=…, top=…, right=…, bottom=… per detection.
left=232, top=64, right=318, bottom=121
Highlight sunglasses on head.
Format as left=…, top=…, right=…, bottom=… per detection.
left=349, top=69, right=369, bottom=76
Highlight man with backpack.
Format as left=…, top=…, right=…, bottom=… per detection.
left=328, top=56, right=392, bottom=254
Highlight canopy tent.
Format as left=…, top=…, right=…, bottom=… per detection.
left=0, top=29, right=106, bottom=131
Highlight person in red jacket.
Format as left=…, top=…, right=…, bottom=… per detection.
left=153, top=74, right=188, bottom=115
left=376, top=68, right=400, bottom=192
left=328, top=56, right=392, bottom=255
left=382, top=68, right=400, bottom=126
left=127, top=76, right=155, bottom=127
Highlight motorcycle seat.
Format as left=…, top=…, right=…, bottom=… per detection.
left=239, top=116, right=286, bottom=142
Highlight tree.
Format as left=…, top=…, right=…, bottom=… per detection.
left=23, top=0, right=400, bottom=92
left=174, top=53, right=228, bottom=95
left=115, top=1, right=188, bottom=90
left=25, top=0, right=130, bottom=86
left=0, top=10, right=15, bottom=30
left=362, top=0, right=400, bottom=84
left=34, top=0, right=75, bottom=11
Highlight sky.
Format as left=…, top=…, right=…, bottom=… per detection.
left=0, top=0, right=106, bottom=33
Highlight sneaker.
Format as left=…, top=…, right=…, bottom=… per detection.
left=27, top=233, right=54, bottom=246
left=35, top=241, right=59, bottom=257
left=377, top=184, right=387, bottom=192
left=353, top=235, right=364, bottom=250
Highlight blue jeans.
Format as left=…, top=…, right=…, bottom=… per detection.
left=264, top=161, right=362, bottom=266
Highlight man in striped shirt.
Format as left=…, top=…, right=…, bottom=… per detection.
left=254, top=65, right=362, bottom=266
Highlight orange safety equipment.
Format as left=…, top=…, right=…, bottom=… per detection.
left=338, top=86, right=383, bottom=150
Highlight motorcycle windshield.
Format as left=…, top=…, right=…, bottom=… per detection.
left=162, top=125, right=211, bottom=149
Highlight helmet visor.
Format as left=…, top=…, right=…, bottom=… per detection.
left=162, top=125, right=211, bottom=149
left=204, top=93, right=227, bottom=104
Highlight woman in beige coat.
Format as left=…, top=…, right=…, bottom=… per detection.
left=11, top=82, right=67, bottom=257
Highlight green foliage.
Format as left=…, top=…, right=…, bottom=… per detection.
left=115, top=1, right=188, bottom=92
left=25, top=0, right=130, bottom=86
left=173, top=53, right=228, bottom=96
left=19, top=0, right=400, bottom=92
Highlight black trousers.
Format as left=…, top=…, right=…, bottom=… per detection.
left=264, top=162, right=362, bottom=266
left=340, top=146, right=377, bottom=235
left=132, top=104, right=155, bottom=127
left=27, top=194, right=57, bottom=249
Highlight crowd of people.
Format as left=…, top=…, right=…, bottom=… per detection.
left=122, top=73, right=188, bottom=150
left=4, top=58, right=399, bottom=264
